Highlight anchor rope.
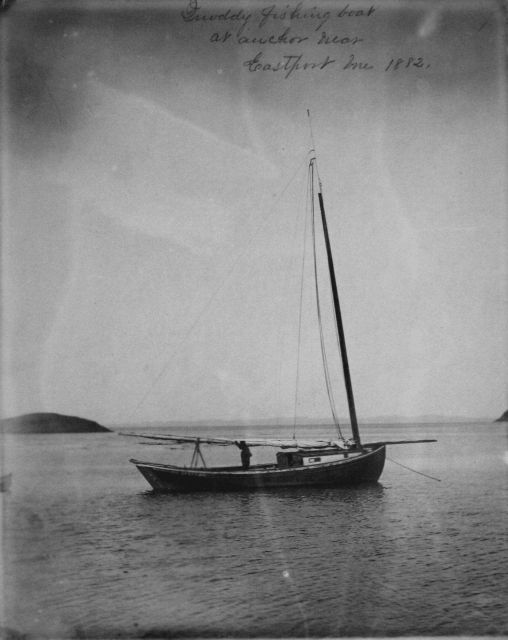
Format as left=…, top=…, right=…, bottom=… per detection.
left=387, top=455, right=441, bottom=482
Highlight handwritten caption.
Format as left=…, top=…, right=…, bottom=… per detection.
left=180, top=0, right=431, bottom=78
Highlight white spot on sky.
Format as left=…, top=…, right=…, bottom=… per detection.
left=418, top=10, right=441, bottom=38
left=282, top=570, right=290, bottom=578
left=217, top=68, right=223, bottom=75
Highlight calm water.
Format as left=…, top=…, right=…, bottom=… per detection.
left=1, top=422, right=507, bottom=638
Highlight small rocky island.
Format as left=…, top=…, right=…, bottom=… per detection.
left=0, top=412, right=111, bottom=434
left=494, top=410, right=508, bottom=422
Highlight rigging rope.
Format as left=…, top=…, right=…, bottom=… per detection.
left=307, top=110, right=323, bottom=189
left=127, top=156, right=310, bottom=423
left=292, top=172, right=312, bottom=440
left=309, top=154, right=350, bottom=410
left=309, top=161, right=344, bottom=441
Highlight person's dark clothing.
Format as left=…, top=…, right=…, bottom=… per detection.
left=236, top=441, right=252, bottom=470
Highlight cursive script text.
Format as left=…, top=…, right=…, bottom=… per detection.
left=243, top=52, right=336, bottom=78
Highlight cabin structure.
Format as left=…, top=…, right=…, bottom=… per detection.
left=276, top=448, right=354, bottom=468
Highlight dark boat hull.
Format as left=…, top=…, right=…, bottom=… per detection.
left=130, top=445, right=385, bottom=492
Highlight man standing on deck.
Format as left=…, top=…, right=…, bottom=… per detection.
left=236, top=441, right=252, bottom=470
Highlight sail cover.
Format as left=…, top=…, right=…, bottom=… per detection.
left=123, top=433, right=353, bottom=450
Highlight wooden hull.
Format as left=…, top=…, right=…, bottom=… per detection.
left=130, top=445, right=385, bottom=492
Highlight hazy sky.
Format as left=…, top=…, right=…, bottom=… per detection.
left=1, top=0, right=506, bottom=425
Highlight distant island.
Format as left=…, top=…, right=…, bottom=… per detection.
left=0, top=412, right=111, bottom=434
left=494, top=410, right=508, bottom=422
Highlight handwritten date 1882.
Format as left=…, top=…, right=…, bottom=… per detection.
left=385, top=57, right=430, bottom=71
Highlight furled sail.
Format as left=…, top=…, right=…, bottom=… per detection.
left=123, top=432, right=354, bottom=450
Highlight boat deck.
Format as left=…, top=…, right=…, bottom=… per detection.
left=131, top=461, right=279, bottom=473
left=130, top=450, right=371, bottom=474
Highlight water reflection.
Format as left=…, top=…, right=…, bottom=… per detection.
left=3, top=424, right=507, bottom=638
left=140, top=481, right=386, bottom=501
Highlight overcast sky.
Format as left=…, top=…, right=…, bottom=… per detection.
left=1, top=0, right=506, bottom=425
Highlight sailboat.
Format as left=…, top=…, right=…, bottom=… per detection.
left=129, top=145, right=435, bottom=492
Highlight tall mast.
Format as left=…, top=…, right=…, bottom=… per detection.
left=311, top=158, right=362, bottom=447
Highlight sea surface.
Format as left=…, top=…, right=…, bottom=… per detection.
left=1, top=422, right=507, bottom=638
